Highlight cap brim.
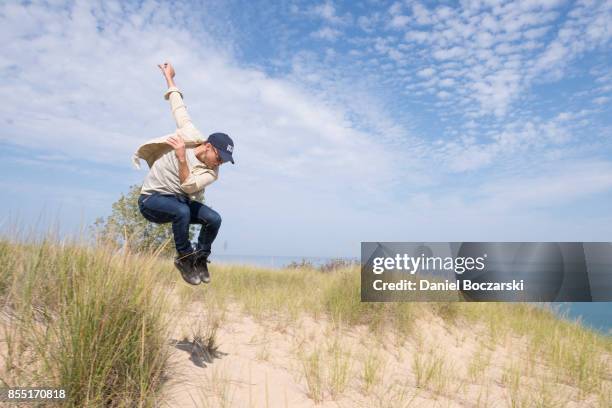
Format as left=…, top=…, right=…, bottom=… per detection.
left=219, top=149, right=235, bottom=164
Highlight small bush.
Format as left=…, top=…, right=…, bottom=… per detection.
left=286, top=258, right=315, bottom=269
left=318, top=258, right=359, bottom=273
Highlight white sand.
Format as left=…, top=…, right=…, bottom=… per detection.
left=159, top=297, right=604, bottom=408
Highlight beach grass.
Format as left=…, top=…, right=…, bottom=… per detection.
left=0, top=235, right=172, bottom=407
left=0, top=234, right=610, bottom=407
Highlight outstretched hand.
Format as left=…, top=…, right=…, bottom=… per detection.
left=158, top=62, right=175, bottom=79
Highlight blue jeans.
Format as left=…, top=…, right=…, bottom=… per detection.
left=138, top=193, right=222, bottom=256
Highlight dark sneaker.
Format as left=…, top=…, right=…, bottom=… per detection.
left=194, top=253, right=211, bottom=284
left=174, top=253, right=201, bottom=285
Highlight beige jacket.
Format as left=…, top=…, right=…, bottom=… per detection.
left=132, top=87, right=218, bottom=202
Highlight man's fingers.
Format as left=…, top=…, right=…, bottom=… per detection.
left=166, top=136, right=182, bottom=148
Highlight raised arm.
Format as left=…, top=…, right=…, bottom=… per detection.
left=157, top=62, right=203, bottom=140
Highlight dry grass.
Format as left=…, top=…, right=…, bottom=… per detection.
left=0, top=233, right=610, bottom=407
left=0, top=235, right=172, bottom=407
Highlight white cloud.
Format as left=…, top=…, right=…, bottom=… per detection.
left=0, top=1, right=396, bottom=201
left=311, top=26, right=342, bottom=41
left=404, top=30, right=429, bottom=43
left=435, top=116, right=578, bottom=172
left=478, top=159, right=612, bottom=211
left=479, top=14, right=499, bottom=33
left=388, top=2, right=403, bottom=16
left=389, top=14, right=411, bottom=29
left=434, top=5, right=454, bottom=22
left=313, top=2, right=336, bottom=20
left=438, top=78, right=455, bottom=87
left=475, top=31, right=496, bottom=48
left=527, top=0, right=612, bottom=82
left=411, top=2, right=433, bottom=25
left=523, top=25, right=550, bottom=39
left=387, top=48, right=404, bottom=62
left=417, top=67, right=436, bottom=78
left=2, top=0, right=612, bottom=254
left=517, top=0, right=565, bottom=12
left=433, top=46, right=466, bottom=60
left=357, top=14, right=380, bottom=32
left=354, top=0, right=611, bottom=119
left=311, top=1, right=350, bottom=25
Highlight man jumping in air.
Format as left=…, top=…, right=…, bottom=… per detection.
left=132, top=62, right=235, bottom=285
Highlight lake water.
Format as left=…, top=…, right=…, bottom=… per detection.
left=213, top=254, right=611, bottom=336
left=550, top=302, right=612, bottom=336
left=212, top=254, right=357, bottom=269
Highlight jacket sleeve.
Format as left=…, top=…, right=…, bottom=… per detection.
left=164, top=87, right=205, bottom=143
left=180, top=166, right=218, bottom=194
left=132, top=133, right=176, bottom=169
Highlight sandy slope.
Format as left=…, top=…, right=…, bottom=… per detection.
left=159, top=294, right=604, bottom=408
left=0, top=289, right=606, bottom=407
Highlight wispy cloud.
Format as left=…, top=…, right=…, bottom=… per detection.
left=310, top=1, right=351, bottom=25
left=350, top=0, right=612, bottom=121
left=311, top=26, right=342, bottom=41
left=1, top=0, right=611, bottom=255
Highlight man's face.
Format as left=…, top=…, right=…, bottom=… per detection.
left=203, top=143, right=224, bottom=167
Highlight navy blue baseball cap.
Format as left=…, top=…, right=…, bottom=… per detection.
left=207, top=132, right=235, bottom=164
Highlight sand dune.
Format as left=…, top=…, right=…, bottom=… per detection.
left=160, top=292, right=607, bottom=407
left=0, top=240, right=608, bottom=407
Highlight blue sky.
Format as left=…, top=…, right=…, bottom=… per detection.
left=1, top=0, right=611, bottom=257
